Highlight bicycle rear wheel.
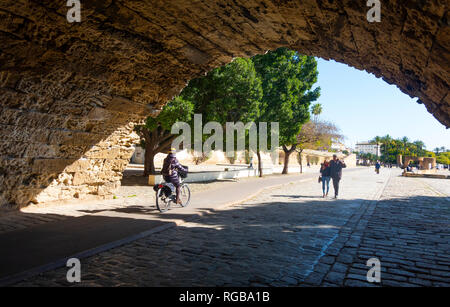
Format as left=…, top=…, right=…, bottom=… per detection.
left=179, top=184, right=191, bottom=207
left=156, top=188, right=171, bottom=212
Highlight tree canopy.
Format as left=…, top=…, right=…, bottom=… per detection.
left=253, top=48, right=320, bottom=148
left=436, top=151, right=450, bottom=165
left=311, top=103, right=323, bottom=122
left=135, top=48, right=321, bottom=175
left=182, top=57, right=262, bottom=124
left=253, top=48, right=320, bottom=173
left=134, top=97, right=194, bottom=175
left=295, top=119, right=343, bottom=172
left=368, top=135, right=437, bottom=164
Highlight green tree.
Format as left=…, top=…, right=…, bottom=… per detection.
left=181, top=57, right=263, bottom=164
left=401, top=137, right=409, bottom=152
left=370, top=136, right=382, bottom=144
left=184, top=57, right=262, bottom=124
left=253, top=48, right=320, bottom=174
left=436, top=152, right=450, bottom=165
left=135, top=58, right=262, bottom=174
left=369, top=135, right=431, bottom=164
left=134, top=97, right=194, bottom=175
left=413, top=140, right=426, bottom=156
left=311, top=103, right=323, bottom=122
left=425, top=151, right=436, bottom=158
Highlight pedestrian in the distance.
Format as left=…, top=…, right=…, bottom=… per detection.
left=320, top=159, right=331, bottom=198
left=329, top=154, right=347, bottom=199
left=375, top=161, right=381, bottom=174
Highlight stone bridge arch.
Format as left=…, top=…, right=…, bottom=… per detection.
left=0, top=0, right=448, bottom=208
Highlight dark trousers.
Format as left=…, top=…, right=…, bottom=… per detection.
left=332, top=177, right=341, bottom=196
left=164, top=175, right=181, bottom=201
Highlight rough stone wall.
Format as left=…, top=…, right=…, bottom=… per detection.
left=0, top=0, right=448, bottom=208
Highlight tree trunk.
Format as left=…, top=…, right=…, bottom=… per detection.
left=256, top=150, right=263, bottom=177
left=282, top=151, right=290, bottom=174
left=136, top=125, right=176, bottom=177
left=143, top=148, right=156, bottom=176
left=282, top=145, right=296, bottom=174
left=299, top=150, right=303, bottom=173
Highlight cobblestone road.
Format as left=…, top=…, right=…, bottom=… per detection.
left=15, top=168, right=450, bottom=287
left=0, top=173, right=285, bottom=235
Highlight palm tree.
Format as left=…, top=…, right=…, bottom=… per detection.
left=401, top=137, right=409, bottom=152
left=440, top=146, right=446, bottom=153
left=371, top=136, right=382, bottom=144
left=401, top=136, right=409, bottom=144
left=434, top=147, right=441, bottom=154
left=382, top=134, right=392, bottom=142
left=413, top=140, right=425, bottom=156
left=311, top=103, right=322, bottom=122
left=414, top=140, right=425, bottom=149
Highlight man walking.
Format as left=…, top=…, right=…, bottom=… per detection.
left=329, top=154, right=347, bottom=199
left=375, top=161, right=381, bottom=174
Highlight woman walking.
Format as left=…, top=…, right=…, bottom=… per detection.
left=320, top=159, right=331, bottom=198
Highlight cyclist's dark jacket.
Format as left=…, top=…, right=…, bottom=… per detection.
left=162, top=153, right=187, bottom=186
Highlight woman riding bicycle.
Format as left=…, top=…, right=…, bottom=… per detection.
left=161, top=148, right=188, bottom=204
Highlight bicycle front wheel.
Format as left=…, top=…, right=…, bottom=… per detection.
left=179, top=184, right=191, bottom=207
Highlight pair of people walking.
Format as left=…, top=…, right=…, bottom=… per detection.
left=320, top=154, right=347, bottom=199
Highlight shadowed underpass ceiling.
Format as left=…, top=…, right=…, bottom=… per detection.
left=0, top=0, right=449, bottom=208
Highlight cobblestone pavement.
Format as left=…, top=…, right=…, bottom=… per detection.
left=0, top=172, right=305, bottom=235
left=14, top=168, right=450, bottom=287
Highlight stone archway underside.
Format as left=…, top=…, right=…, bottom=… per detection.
left=0, top=0, right=449, bottom=208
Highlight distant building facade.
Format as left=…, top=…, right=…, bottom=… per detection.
left=355, top=142, right=381, bottom=157
left=331, top=142, right=347, bottom=152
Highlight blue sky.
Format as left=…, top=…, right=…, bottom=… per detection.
left=314, top=58, right=450, bottom=150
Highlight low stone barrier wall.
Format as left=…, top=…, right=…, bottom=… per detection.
left=148, top=165, right=321, bottom=185
left=403, top=173, right=450, bottom=179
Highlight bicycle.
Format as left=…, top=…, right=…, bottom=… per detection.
left=154, top=169, right=190, bottom=213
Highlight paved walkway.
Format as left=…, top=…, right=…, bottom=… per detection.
left=11, top=168, right=450, bottom=287
left=0, top=168, right=322, bottom=235
left=0, top=169, right=339, bottom=285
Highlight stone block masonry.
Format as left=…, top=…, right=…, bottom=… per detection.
left=0, top=0, right=449, bottom=208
